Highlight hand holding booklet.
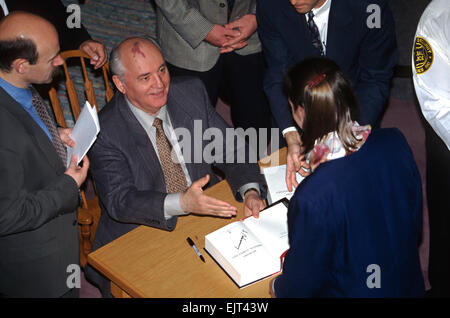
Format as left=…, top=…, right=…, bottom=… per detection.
left=263, top=164, right=304, bottom=204
left=205, top=199, right=289, bottom=288
left=66, top=101, right=100, bottom=167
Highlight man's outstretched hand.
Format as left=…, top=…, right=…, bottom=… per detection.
left=180, top=174, right=238, bottom=218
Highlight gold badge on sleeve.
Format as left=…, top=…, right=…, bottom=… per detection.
left=414, top=36, right=434, bottom=74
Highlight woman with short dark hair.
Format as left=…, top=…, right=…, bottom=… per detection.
left=271, top=57, right=425, bottom=297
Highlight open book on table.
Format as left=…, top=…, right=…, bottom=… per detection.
left=66, top=101, right=100, bottom=167
left=205, top=199, right=289, bottom=288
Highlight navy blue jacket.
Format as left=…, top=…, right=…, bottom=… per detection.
left=274, top=128, right=424, bottom=297
left=257, top=0, right=398, bottom=129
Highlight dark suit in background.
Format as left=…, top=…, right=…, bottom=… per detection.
left=85, top=77, right=267, bottom=296
left=0, top=87, right=80, bottom=297
left=154, top=0, right=271, bottom=156
left=257, top=0, right=398, bottom=131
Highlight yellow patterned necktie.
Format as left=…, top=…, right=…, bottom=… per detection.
left=153, top=117, right=188, bottom=193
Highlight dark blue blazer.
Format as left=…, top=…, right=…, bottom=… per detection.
left=274, top=128, right=424, bottom=297
left=256, top=0, right=398, bottom=129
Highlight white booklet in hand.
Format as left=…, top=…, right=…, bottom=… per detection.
left=66, top=101, right=100, bottom=167
left=205, top=199, right=289, bottom=288
left=263, top=164, right=304, bottom=205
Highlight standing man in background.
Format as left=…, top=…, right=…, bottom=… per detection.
left=412, top=0, right=450, bottom=298
left=154, top=0, right=271, bottom=158
left=256, top=0, right=397, bottom=191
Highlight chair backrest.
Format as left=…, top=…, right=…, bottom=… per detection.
left=48, top=49, right=113, bottom=209
left=48, top=49, right=114, bottom=128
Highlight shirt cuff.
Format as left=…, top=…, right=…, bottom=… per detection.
left=282, top=126, right=298, bottom=137
left=163, top=193, right=189, bottom=220
left=238, top=183, right=261, bottom=201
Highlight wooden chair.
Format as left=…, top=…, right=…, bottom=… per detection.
left=48, top=49, right=113, bottom=267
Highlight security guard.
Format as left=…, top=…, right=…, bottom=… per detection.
left=412, top=0, right=450, bottom=298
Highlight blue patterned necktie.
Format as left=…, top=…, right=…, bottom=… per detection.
left=31, top=88, right=67, bottom=165
left=307, top=11, right=324, bottom=56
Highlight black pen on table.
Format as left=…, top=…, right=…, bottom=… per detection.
left=186, top=237, right=205, bottom=263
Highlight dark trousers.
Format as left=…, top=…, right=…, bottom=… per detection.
left=0, top=288, right=79, bottom=298
left=167, top=51, right=272, bottom=158
left=425, top=122, right=450, bottom=297
left=60, top=287, right=80, bottom=298
left=84, top=263, right=112, bottom=298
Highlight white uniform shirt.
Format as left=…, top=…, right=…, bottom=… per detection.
left=0, top=0, right=8, bottom=16
left=412, top=0, right=450, bottom=150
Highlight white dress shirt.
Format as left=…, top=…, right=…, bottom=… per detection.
left=127, top=98, right=191, bottom=219
left=310, top=0, right=331, bottom=55
left=412, top=0, right=450, bottom=150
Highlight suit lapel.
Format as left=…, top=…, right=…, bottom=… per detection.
left=165, top=92, right=199, bottom=183
left=0, top=87, right=64, bottom=172
left=282, top=1, right=319, bottom=60
left=115, top=93, right=166, bottom=187
left=326, top=0, right=354, bottom=59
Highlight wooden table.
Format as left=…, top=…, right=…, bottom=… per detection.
left=87, top=148, right=286, bottom=298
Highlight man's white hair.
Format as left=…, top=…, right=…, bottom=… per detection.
left=109, top=36, right=162, bottom=82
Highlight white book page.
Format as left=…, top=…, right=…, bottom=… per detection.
left=263, top=165, right=304, bottom=204
left=205, top=221, right=280, bottom=287
left=243, top=202, right=289, bottom=258
left=66, top=101, right=100, bottom=167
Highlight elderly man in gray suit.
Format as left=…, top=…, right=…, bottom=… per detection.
left=154, top=0, right=272, bottom=158
left=84, top=37, right=267, bottom=297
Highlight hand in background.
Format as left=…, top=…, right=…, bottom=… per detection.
left=221, top=14, right=257, bottom=53
left=180, top=174, right=238, bottom=218
left=58, top=127, right=75, bottom=148
left=205, top=24, right=241, bottom=48
left=79, top=40, right=107, bottom=69
left=285, top=131, right=303, bottom=192
left=243, top=189, right=265, bottom=218
left=65, top=155, right=89, bottom=188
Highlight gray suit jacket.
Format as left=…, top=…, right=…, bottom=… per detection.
left=88, top=77, right=267, bottom=253
left=0, top=87, right=79, bottom=297
left=155, top=0, right=262, bottom=71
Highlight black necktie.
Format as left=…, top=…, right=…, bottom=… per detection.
left=31, top=88, right=67, bottom=165
left=307, top=11, right=324, bottom=56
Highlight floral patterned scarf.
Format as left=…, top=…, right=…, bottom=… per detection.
left=305, top=122, right=371, bottom=172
